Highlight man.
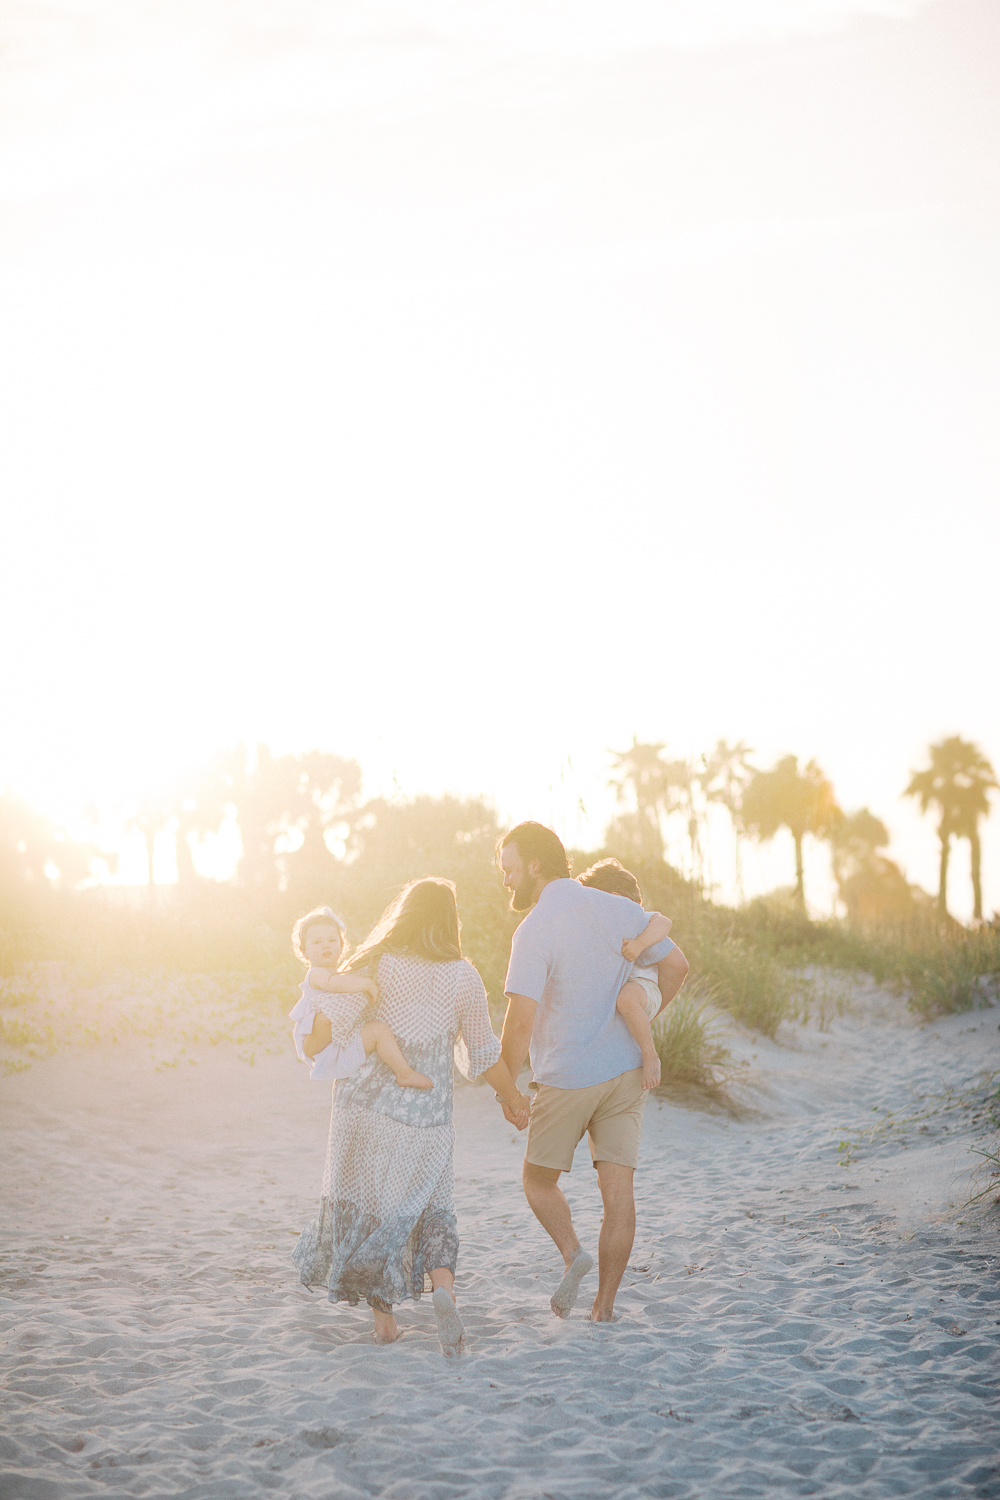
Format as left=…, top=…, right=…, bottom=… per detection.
left=497, top=821, right=689, bottom=1322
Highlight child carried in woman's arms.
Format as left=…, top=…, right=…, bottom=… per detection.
left=289, top=906, right=433, bottom=1089
left=576, top=860, right=673, bottom=1091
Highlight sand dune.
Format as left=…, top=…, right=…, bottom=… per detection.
left=2, top=982, right=998, bottom=1499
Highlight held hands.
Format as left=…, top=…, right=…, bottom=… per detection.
left=498, top=1091, right=532, bottom=1131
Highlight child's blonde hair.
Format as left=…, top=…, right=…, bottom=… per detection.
left=576, top=857, right=643, bottom=904
left=291, top=906, right=349, bottom=966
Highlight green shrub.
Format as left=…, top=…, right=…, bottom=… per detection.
left=653, top=983, right=732, bottom=1088
left=882, top=924, right=1000, bottom=1017
left=4, top=823, right=997, bottom=1042
left=0, top=964, right=290, bottom=1073
left=692, top=936, right=791, bottom=1036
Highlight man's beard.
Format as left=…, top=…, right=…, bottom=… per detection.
left=508, top=880, right=534, bottom=912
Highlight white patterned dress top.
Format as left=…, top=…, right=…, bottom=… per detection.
left=292, top=952, right=500, bottom=1311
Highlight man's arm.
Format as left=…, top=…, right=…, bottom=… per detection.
left=481, top=1058, right=532, bottom=1128
left=498, top=993, right=537, bottom=1122
left=621, top=911, right=672, bottom=963
left=653, top=946, right=689, bottom=1018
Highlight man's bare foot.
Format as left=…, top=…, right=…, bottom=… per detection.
left=641, top=1054, right=661, bottom=1090
left=395, top=1069, right=434, bottom=1090
left=589, top=1307, right=622, bottom=1323
left=373, top=1309, right=400, bottom=1344
left=550, top=1249, right=593, bottom=1317
left=432, top=1286, right=466, bottom=1357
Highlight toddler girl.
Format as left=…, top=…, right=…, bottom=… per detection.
left=289, top=906, right=433, bottom=1089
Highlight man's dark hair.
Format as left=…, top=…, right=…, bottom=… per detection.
left=497, top=822, right=571, bottom=881
left=576, top=857, right=642, bottom=905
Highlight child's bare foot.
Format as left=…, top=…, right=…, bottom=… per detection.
left=395, top=1069, right=434, bottom=1090
left=641, top=1054, right=661, bottom=1090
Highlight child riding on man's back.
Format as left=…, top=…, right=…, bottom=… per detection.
left=575, top=860, right=672, bottom=1090
left=289, top=907, right=433, bottom=1089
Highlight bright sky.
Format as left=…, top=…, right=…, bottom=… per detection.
left=2, top=0, right=998, bottom=915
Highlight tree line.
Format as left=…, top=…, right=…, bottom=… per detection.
left=0, top=734, right=995, bottom=925
left=606, top=734, right=996, bottom=922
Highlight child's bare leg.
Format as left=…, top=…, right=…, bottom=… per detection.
left=617, top=982, right=661, bottom=1090
left=302, top=1012, right=332, bottom=1059
left=360, top=1021, right=433, bottom=1090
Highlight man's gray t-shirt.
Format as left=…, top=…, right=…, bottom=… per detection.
left=504, top=878, right=676, bottom=1089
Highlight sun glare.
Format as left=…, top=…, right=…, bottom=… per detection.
left=1, top=0, right=997, bottom=920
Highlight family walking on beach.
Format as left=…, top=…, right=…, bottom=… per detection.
left=290, top=822, right=689, bottom=1355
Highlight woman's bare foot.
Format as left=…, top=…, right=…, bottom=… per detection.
left=432, top=1286, right=466, bottom=1358
left=395, top=1069, right=434, bottom=1090
left=372, top=1308, right=400, bottom=1344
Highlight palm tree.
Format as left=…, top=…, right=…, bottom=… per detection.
left=128, top=793, right=172, bottom=888
left=608, top=739, right=675, bottom=860
left=169, top=754, right=231, bottom=887
left=905, top=737, right=997, bottom=920
left=284, top=749, right=362, bottom=895
left=830, top=808, right=916, bottom=925
left=741, top=755, right=841, bottom=910
left=703, top=739, right=755, bottom=899
left=663, top=755, right=704, bottom=883
left=0, top=794, right=113, bottom=894
left=225, top=744, right=295, bottom=891
left=830, top=808, right=890, bottom=882
left=225, top=744, right=362, bottom=894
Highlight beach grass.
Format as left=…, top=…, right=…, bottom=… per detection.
left=652, top=982, right=733, bottom=1090
left=692, top=936, right=792, bottom=1037
left=871, top=924, right=1000, bottom=1017
left=0, top=962, right=289, bottom=1076
left=2, top=856, right=997, bottom=1086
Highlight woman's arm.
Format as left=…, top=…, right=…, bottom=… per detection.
left=298, top=984, right=372, bottom=1057
left=621, top=912, right=672, bottom=963
left=453, top=963, right=530, bottom=1126
left=497, top=993, right=537, bottom=1127
left=307, top=967, right=378, bottom=1000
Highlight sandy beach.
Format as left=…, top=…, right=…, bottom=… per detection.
left=2, top=981, right=998, bottom=1500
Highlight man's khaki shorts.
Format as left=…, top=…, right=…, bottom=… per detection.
left=525, top=1068, right=647, bottom=1174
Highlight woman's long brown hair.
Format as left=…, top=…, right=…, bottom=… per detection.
left=345, top=877, right=462, bottom=972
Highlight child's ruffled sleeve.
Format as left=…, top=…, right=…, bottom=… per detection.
left=453, top=961, right=501, bottom=1081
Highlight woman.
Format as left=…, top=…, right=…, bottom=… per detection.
left=292, top=877, right=530, bottom=1354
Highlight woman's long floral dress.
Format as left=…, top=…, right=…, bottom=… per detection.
left=292, top=953, right=500, bottom=1311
